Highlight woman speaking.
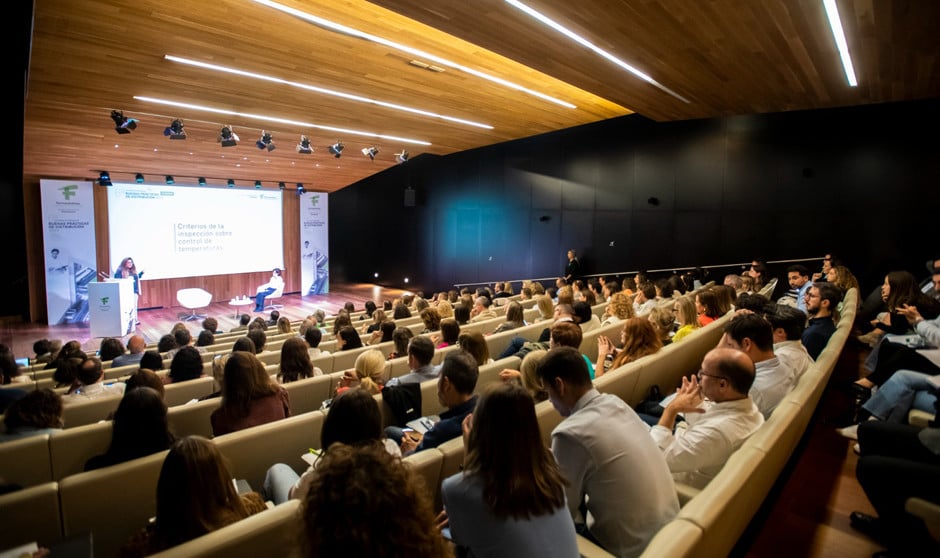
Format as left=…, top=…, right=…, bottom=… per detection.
left=115, top=256, right=143, bottom=325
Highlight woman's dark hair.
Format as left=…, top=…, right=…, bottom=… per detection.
left=453, top=303, right=471, bottom=325
left=279, top=337, right=314, bottom=383
left=439, top=318, right=461, bottom=345
left=332, top=314, right=352, bottom=336
left=884, top=270, right=919, bottom=311
left=337, top=326, right=363, bottom=351
left=505, top=301, right=524, bottom=325
left=457, top=331, right=490, bottom=366
left=157, top=334, right=178, bottom=353
left=378, top=320, right=396, bottom=343
left=363, top=300, right=377, bottom=317
left=321, top=388, right=383, bottom=450
left=53, top=356, right=84, bottom=387
left=169, top=346, right=204, bottom=383
left=220, top=352, right=280, bottom=418
left=139, top=350, right=164, bottom=371
left=232, top=337, right=256, bottom=353
left=392, top=303, right=412, bottom=319
left=125, top=369, right=166, bottom=398
left=420, top=307, right=441, bottom=332
left=196, top=330, right=215, bottom=347
left=0, top=351, right=21, bottom=385
left=98, top=337, right=125, bottom=362
left=697, top=288, right=723, bottom=319
left=391, top=327, right=414, bottom=357
left=3, top=389, right=63, bottom=431
left=33, top=338, right=52, bottom=356
left=89, top=387, right=174, bottom=470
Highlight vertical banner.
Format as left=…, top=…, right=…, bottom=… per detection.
left=40, top=179, right=98, bottom=324
left=300, top=192, right=329, bottom=295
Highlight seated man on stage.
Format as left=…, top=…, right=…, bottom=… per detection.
left=254, top=268, right=283, bottom=312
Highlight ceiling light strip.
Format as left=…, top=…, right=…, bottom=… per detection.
left=504, top=0, right=690, bottom=104
left=133, top=96, right=431, bottom=145
left=165, top=55, right=493, bottom=130
left=251, top=0, right=576, bottom=109
left=822, top=0, right=858, bottom=87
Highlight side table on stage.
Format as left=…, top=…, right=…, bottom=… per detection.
left=229, top=296, right=254, bottom=320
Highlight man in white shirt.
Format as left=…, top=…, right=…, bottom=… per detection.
left=254, top=267, right=284, bottom=312
left=386, top=336, right=440, bottom=386
left=718, top=312, right=796, bottom=418
left=538, top=346, right=678, bottom=557
left=649, top=348, right=764, bottom=489
left=304, top=327, right=331, bottom=360
left=64, top=357, right=125, bottom=403
left=767, top=305, right=814, bottom=383
left=633, top=283, right=658, bottom=315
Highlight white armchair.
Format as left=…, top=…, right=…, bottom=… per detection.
left=177, top=288, right=213, bottom=321
left=264, top=283, right=284, bottom=310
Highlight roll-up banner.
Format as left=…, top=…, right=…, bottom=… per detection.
left=300, top=193, right=329, bottom=295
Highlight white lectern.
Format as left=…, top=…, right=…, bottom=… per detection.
left=88, top=278, right=136, bottom=337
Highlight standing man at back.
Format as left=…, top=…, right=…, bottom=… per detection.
left=537, top=346, right=678, bottom=557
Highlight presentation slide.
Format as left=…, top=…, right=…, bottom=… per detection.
left=107, top=183, right=284, bottom=280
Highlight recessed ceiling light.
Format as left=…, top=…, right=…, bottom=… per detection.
left=822, top=0, right=858, bottom=87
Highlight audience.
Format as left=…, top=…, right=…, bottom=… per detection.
left=64, top=356, right=125, bottom=402
left=165, top=346, right=205, bottom=385
left=719, top=313, right=794, bottom=418
left=595, top=317, right=663, bottom=378
left=695, top=289, right=723, bottom=326
left=335, top=349, right=386, bottom=396
left=766, top=304, right=814, bottom=383
left=499, top=349, right=549, bottom=402
left=304, top=326, right=330, bottom=360
left=211, top=351, right=290, bottom=436
left=387, top=327, right=414, bottom=360
left=386, top=336, right=438, bottom=387
left=648, top=306, right=676, bottom=347
left=492, top=301, right=525, bottom=334
left=802, top=282, right=843, bottom=360
left=112, top=335, right=146, bottom=368
left=99, top=337, right=126, bottom=362
left=335, top=326, right=363, bottom=351
left=672, top=295, right=701, bottom=343
left=457, top=330, right=492, bottom=366
left=279, top=336, right=321, bottom=383
left=0, top=388, right=64, bottom=442
left=138, top=350, right=164, bottom=372
left=85, top=387, right=174, bottom=471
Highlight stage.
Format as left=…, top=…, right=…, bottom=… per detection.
left=1, top=283, right=410, bottom=360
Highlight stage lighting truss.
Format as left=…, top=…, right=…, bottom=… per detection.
left=98, top=171, right=112, bottom=186
left=111, top=110, right=138, bottom=134
left=255, top=130, right=275, bottom=152
left=395, top=149, right=409, bottom=164
left=297, top=135, right=313, bottom=154
left=218, top=126, right=239, bottom=147
left=361, top=146, right=379, bottom=160
left=163, top=118, right=186, bottom=139
left=328, top=141, right=344, bottom=158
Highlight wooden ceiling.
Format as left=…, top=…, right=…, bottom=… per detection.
left=23, top=0, right=940, bottom=193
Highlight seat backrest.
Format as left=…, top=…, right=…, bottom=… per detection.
left=473, top=356, right=522, bottom=396
left=402, top=448, right=444, bottom=513
left=281, top=374, right=333, bottom=415
left=167, top=397, right=220, bottom=438
left=0, top=433, right=52, bottom=488
left=0, top=481, right=63, bottom=550
left=61, top=392, right=124, bottom=428
left=163, top=376, right=216, bottom=407
left=49, top=420, right=113, bottom=480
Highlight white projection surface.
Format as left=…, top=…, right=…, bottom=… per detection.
left=107, top=183, right=284, bottom=280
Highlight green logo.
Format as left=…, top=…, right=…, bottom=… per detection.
left=310, top=195, right=320, bottom=206
left=60, top=185, right=78, bottom=200
left=100, top=297, right=109, bottom=305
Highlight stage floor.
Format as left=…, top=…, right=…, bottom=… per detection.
left=1, top=283, right=410, bottom=360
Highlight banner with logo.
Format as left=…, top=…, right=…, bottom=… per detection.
left=40, top=179, right=98, bottom=324
left=300, top=192, right=329, bottom=295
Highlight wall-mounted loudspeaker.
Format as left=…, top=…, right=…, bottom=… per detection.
left=404, top=188, right=416, bottom=207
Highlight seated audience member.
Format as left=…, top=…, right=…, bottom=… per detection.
left=124, top=369, right=166, bottom=399
left=695, top=289, right=723, bottom=326
left=671, top=295, right=701, bottom=343
left=335, top=349, right=387, bottom=397
left=246, top=327, right=267, bottom=354
left=65, top=356, right=125, bottom=402
left=32, top=338, right=55, bottom=364
left=52, top=356, right=83, bottom=392
left=766, top=304, right=815, bottom=383
left=392, top=301, right=412, bottom=319
left=719, top=313, right=794, bottom=418
left=231, top=337, right=256, bottom=354
left=596, top=317, right=663, bottom=378
left=453, top=302, right=472, bottom=325
left=99, top=337, right=127, bottom=363
left=279, top=336, right=321, bottom=383
left=648, top=306, right=676, bottom=346
left=573, top=301, right=602, bottom=333
left=304, top=326, right=330, bottom=360
left=156, top=334, right=178, bottom=355
left=839, top=369, right=939, bottom=441
left=386, top=337, right=438, bottom=387
left=549, top=321, right=595, bottom=379
left=724, top=274, right=745, bottom=294
left=633, top=282, right=658, bottom=315
left=202, top=317, right=222, bottom=334
left=119, top=436, right=267, bottom=557
left=469, top=296, right=498, bottom=323
left=536, top=346, right=678, bottom=556
left=276, top=317, right=292, bottom=335
left=0, top=389, right=64, bottom=442
left=491, top=301, right=526, bottom=334
left=827, top=264, right=861, bottom=296
left=498, top=303, right=576, bottom=360
left=420, top=307, right=442, bottom=334
left=135, top=351, right=163, bottom=373
left=360, top=300, right=377, bottom=321
left=85, top=387, right=175, bottom=471
left=230, top=314, right=251, bottom=332
left=812, top=253, right=838, bottom=283
left=747, top=260, right=769, bottom=292
left=437, top=300, right=455, bottom=320
left=44, top=339, right=84, bottom=370
left=195, top=330, right=215, bottom=348
left=600, top=292, right=635, bottom=327
left=112, top=335, right=146, bottom=368
left=166, top=328, right=200, bottom=359
left=457, top=330, right=492, bottom=366
left=312, top=309, right=328, bottom=330
left=802, top=282, right=843, bottom=360
left=367, top=319, right=396, bottom=345
left=433, top=318, right=461, bottom=349
left=442, top=382, right=579, bottom=558
left=387, top=327, right=415, bottom=360
left=263, top=388, right=401, bottom=504
left=210, top=351, right=290, bottom=436
left=300, top=442, right=453, bottom=558
left=0, top=349, right=28, bottom=386
left=335, top=326, right=363, bottom=351
left=735, top=292, right=770, bottom=314
left=859, top=270, right=929, bottom=345
left=535, top=294, right=555, bottom=322
left=850, top=418, right=940, bottom=556
left=499, top=349, right=549, bottom=402
left=779, top=264, right=813, bottom=312
left=165, top=346, right=205, bottom=385
left=650, top=348, right=764, bottom=489
left=387, top=350, right=479, bottom=455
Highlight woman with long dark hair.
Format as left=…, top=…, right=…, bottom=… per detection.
left=210, top=351, right=290, bottom=436
left=85, top=387, right=174, bottom=470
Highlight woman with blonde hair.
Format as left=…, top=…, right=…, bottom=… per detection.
left=361, top=308, right=387, bottom=335
left=441, top=382, right=576, bottom=557
left=210, top=351, right=290, bottom=436
left=536, top=294, right=554, bottom=321
left=437, top=299, right=455, bottom=320
left=648, top=306, right=676, bottom=346
left=595, top=317, right=664, bottom=377
left=601, top=291, right=635, bottom=326
left=336, top=349, right=386, bottom=396
left=498, top=349, right=548, bottom=403
left=119, top=436, right=266, bottom=557
left=275, top=316, right=292, bottom=334
left=671, top=295, right=701, bottom=343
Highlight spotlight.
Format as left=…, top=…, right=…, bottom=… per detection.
left=227, top=179, right=235, bottom=188
left=98, top=171, right=112, bottom=187
left=163, top=118, right=186, bottom=140
left=395, top=149, right=409, bottom=164
left=165, top=175, right=174, bottom=185
left=296, top=183, right=305, bottom=194
left=254, top=180, right=262, bottom=189
left=297, top=135, right=313, bottom=154
left=278, top=181, right=286, bottom=190
left=255, top=130, right=275, bottom=152
left=198, top=177, right=207, bottom=186
left=328, top=141, right=344, bottom=158
left=110, top=110, right=138, bottom=134
left=135, top=173, right=144, bottom=183
left=361, top=146, right=379, bottom=160
left=218, top=126, right=239, bottom=147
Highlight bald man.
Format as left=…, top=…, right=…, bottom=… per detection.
left=649, top=348, right=765, bottom=489
left=111, top=335, right=146, bottom=368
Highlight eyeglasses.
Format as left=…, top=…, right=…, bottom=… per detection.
left=696, top=369, right=728, bottom=381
